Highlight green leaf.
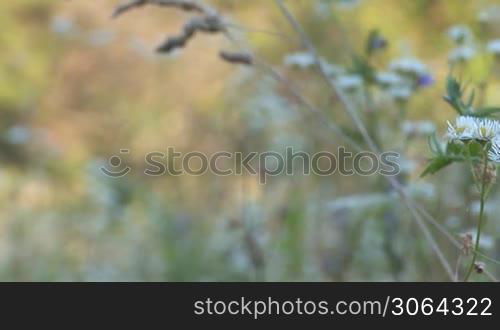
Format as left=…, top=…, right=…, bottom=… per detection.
left=466, top=140, right=484, bottom=158
left=473, top=107, right=500, bottom=117
left=420, top=156, right=453, bottom=177
left=428, top=133, right=444, bottom=155
left=446, top=140, right=465, bottom=156
left=446, top=76, right=462, bottom=100
left=443, top=75, right=476, bottom=115
left=443, top=76, right=463, bottom=114
left=421, top=140, right=481, bottom=177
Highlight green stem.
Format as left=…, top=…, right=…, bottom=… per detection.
left=464, top=153, right=488, bottom=282
left=364, top=85, right=380, bottom=149
left=465, top=144, right=480, bottom=192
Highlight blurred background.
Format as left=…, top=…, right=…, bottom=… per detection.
left=2, top=0, right=500, bottom=281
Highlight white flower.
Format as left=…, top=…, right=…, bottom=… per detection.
left=284, top=52, right=345, bottom=77
left=388, top=85, right=412, bottom=102
left=375, top=71, right=402, bottom=88
left=448, top=46, right=476, bottom=63
left=51, top=16, right=77, bottom=36
left=284, top=52, right=315, bottom=69
left=336, top=74, right=363, bottom=92
left=5, top=126, right=31, bottom=145
left=475, top=118, right=500, bottom=141
left=389, top=57, right=428, bottom=77
left=327, top=193, right=388, bottom=213
left=447, top=116, right=478, bottom=141
left=478, top=6, right=500, bottom=24
left=320, top=60, right=345, bottom=78
left=447, top=116, right=500, bottom=142
left=401, top=120, right=436, bottom=136
left=447, top=25, right=472, bottom=44
left=487, top=39, right=500, bottom=55
left=488, top=137, right=500, bottom=163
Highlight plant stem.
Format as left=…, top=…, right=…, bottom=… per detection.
left=465, top=144, right=480, bottom=192
left=464, top=153, right=488, bottom=281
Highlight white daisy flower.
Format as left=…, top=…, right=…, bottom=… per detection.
left=447, top=116, right=478, bottom=141
left=447, top=25, right=472, bottom=44
left=475, top=118, right=500, bottom=141
left=448, top=46, right=476, bottom=63
left=488, top=137, right=500, bottom=163
left=487, top=39, right=500, bottom=56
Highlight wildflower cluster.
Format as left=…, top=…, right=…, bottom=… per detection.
left=447, top=25, right=477, bottom=64
left=447, top=116, right=500, bottom=162
left=447, top=116, right=498, bottom=143
left=283, top=32, right=433, bottom=105
left=447, top=17, right=500, bottom=65
left=421, top=75, right=500, bottom=178
left=384, top=57, right=434, bottom=102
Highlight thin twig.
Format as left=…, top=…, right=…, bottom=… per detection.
left=219, top=50, right=253, bottom=65
left=224, top=23, right=297, bottom=43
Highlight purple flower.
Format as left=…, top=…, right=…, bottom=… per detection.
left=418, top=74, right=434, bottom=87
left=370, top=37, right=387, bottom=50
